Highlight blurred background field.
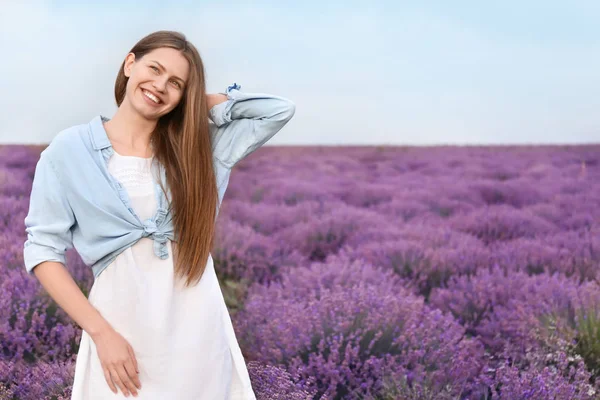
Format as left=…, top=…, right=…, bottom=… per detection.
left=1, top=143, right=599, bottom=399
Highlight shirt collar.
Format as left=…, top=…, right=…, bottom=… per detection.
left=89, top=115, right=112, bottom=150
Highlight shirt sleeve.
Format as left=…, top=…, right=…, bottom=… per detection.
left=208, top=82, right=296, bottom=169
left=23, top=152, right=76, bottom=275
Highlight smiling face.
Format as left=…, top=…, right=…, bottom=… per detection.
left=123, top=47, right=190, bottom=120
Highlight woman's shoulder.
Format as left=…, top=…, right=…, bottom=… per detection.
left=41, top=120, right=92, bottom=161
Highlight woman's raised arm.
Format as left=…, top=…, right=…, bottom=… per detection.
left=207, top=82, right=296, bottom=169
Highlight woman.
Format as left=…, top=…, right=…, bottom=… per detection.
left=22, top=30, right=295, bottom=399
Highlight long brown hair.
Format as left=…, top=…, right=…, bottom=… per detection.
left=114, top=30, right=217, bottom=288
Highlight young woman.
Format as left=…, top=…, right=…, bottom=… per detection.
left=22, top=30, right=295, bottom=399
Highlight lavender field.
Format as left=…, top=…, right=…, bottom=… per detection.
left=1, top=143, right=600, bottom=399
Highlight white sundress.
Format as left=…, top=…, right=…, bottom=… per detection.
left=71, top=151, right=256, bottom=399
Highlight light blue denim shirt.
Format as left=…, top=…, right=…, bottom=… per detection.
left=23, top=83, right=295, bottom=279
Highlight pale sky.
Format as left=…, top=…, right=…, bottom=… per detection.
left=1, top=0, right=599, bottom=145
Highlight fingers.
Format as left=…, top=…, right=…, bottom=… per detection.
left=124, top=360, right=142, bottom=391
left=109, top=366, right=129, bottom=396
left=103, top=367, right=118, bottom=394
left=128, top=344, right=140, bottom=374
left=107, top=362, right=141, bottom=397
left=126, top=345, right=142, bottom=390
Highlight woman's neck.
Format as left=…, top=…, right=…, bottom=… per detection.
left=104, top=103, right=156, bottom=157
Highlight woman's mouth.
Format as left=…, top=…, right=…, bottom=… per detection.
left=142, top=89, right=162, bottom=106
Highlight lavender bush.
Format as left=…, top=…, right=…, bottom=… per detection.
left=235, top=254, right=487, bottom=398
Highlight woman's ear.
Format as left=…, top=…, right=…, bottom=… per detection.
left=124, top=53, right=136, bottom=78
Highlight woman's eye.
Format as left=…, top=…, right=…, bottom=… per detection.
left=149, top=65, right=180, bottom=88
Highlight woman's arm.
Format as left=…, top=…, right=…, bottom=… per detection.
left=207, top=82, right=296, bottom=169
left=34, top=261, right=112, bottom=339
left=24, top=153, right=112, bottom=338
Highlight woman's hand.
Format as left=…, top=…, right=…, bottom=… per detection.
left=91, top=325, right=142, bottom=397
left=206, top=93, right=228, bottom=112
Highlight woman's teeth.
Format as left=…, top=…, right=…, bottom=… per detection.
left=143, top=89, right=161, bottom=104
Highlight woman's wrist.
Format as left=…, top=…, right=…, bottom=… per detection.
left=206, top=93, right=228, bottom=111
left=87, top=312, right=114, bottom=342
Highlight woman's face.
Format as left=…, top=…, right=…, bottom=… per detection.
left=123, top=47, right=190, bottom=120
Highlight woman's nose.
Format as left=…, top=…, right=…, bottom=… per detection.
left=152, top=79, right=167, bottom=93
